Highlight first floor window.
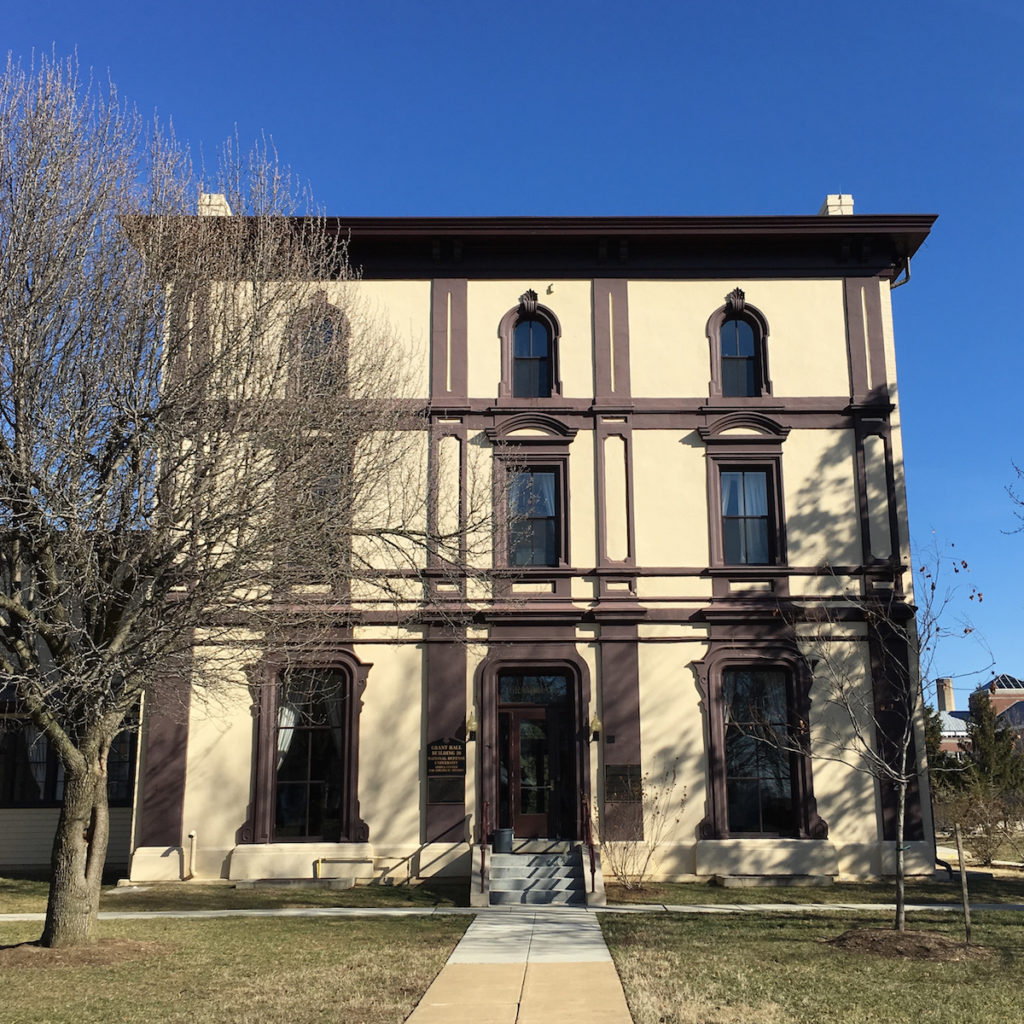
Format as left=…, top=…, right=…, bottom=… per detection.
left=509, top=469, right=559, bottom=566
left=274, top=668, right=349, bottom=841
left=721, top=468, right=771, bottom=564
left=0, top=721, right=136, bottom=807
left=723, top=668, right=797, bottom=835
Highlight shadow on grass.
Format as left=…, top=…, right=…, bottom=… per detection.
left=1, top=874, right=470, bottom=915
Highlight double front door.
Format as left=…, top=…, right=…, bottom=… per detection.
left=496, top=672, right=577, bottom=840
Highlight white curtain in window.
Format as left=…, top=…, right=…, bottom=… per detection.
left=744, top=472, right=768, bottom=516
left=276, top=704, right=297, bottom=769
left=529, top=472, right=556, bottom=516
left=721, top=472, right=742, bottom=515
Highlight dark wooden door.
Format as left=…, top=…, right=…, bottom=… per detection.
left=498, top=705, right=575, bottom=838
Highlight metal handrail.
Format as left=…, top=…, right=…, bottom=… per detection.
left=480, top=800, right=489, bottom=894
left=581, top=794, right=596, bottom=893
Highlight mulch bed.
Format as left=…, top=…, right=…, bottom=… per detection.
left=0, top=938, right=166, bottom=968
left=826, top=928, right=990, bottom=962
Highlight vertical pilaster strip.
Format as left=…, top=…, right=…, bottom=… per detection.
left=136, top=672, right=191, bottom=848
left=593, top=279, right=631, bottom=405
left=844, top=279, right=870, bottom=402
left=599, top=625, right=643, bottom=840
left=863, top=279, right=888, bottom=398
left=424, top=629, right=467, bottom=842
left=430, top=279, right=467, bottom=403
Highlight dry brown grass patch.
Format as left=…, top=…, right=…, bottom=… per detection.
left=0, top=938, right=166, bottom=968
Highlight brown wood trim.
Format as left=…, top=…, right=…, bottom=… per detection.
left=705, top=289, right=772, bottom=398
left=249, top=646, right=370, bottom=845
left=497, top=292, right=563, bottom=399
left=692, top=630, right=827, bottom=841
left=844, top=278, right=870, bottom=400
left=593, top=279, right=631, bottom=403
left=595, top=417, right=636, bottom=569
left=424, top=628, right=468, bottom=842
left=427, top=420, right=468, bottom=591
left=863, top=279, right=888, bottom=395
left=430, top=279, right=467, bottom=402
left=136, top=668, right=192, bottom=848
left=474, top=628, right=592, bottom=842
left=867, top=617, right=924, bottom=841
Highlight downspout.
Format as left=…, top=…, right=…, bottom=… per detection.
left=185, top=830, right=197, bottom=880
left=890, top=255, right=911, bottom=289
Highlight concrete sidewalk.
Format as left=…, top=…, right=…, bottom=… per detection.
left=405, top=907, right=633, bottom=1024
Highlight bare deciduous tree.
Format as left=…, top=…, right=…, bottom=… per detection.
left=0, top=54, right=494, bottom=947
left=733, top=546, right=984, bottom=932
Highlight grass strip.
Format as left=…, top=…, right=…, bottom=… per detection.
left=602, top=909, right=1024, bottom=1024
left=0, top=914, right=468, bottom=1024
left=0, top=876, right=467, bottom=915
left=604, top=874, right=1024, bottom=906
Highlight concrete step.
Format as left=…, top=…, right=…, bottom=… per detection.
left=489, top=888, right=586, bottom=906
left=486, top=847, right=587, bottom=906
left=490, top=853, right=577, bottom=870
left=489, top=876, right=585, bottom=893
left=490, top=864, right=578, bottom=880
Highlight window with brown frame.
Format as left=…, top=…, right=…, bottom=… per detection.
left=251, top=654, right=369, bottom=844
left=705, top=289, right=771, bottom=399
left=0, top=721, right=136, bottom=808
left=723, top=668, right=798, bottom=835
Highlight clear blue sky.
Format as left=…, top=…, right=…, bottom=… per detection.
left=6, top=0, right=1021, bottom=704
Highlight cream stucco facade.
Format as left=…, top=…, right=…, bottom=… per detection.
left=3, top=208, right=937, bottom=885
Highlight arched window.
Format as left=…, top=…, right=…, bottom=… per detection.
left=292, top=298, right=349, bottom=394
left=706, top=289, right=771, bottom=399
left=498, top=290, right=562, bottom=399
left=513, top=318, right=552, bottom=397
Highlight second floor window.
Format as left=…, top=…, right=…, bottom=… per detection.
left=721, top=469, right=771, bottom=565
left=513, top=318, right=552, bottom=397
left=509, top=469, right=559, bottom=566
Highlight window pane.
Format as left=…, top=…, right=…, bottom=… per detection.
left=512, top=319, right=551, bottom=397
left=539, top=518, right=557, bottom=565
left=723, top=519, right=744, bottom=564
left=727, top=780, right=761, bottom=833
left=722, top=358, right=752, bottom=397
left=743, top=472, right=768, bottom=515
left=721, top=319, right=758, bottom=396
left=498, top=674, right=569, bottom=705
left=721, top=473, right=743, bottom=516
left=529, top=472, right=556, bottom=516
left=734, top=320, right=754, bottom=357
left=744, top=519, right=769, bottom=564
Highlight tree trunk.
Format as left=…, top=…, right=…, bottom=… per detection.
left=40, top=761, right=110, bottom=948
left=895, top=777, right=906, bottom=933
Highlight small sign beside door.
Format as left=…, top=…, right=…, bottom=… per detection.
left=426, top=738, right=465, bottom=805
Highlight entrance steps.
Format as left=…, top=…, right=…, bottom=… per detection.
left=487, top=847, right=587, bottom=906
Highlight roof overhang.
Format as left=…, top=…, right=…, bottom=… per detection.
left=326, top=214, right=937, bottom=280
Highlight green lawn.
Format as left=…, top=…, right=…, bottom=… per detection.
left=602, top=910, right=1024, bottom=1024
left=604, top=874, right=1024, bottom=906
left=0, top=876, right=468, bottom=915
left=0, top=915, right=468, bottom=1024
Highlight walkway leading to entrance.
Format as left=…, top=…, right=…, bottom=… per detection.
left=405, top=906, right=633, bottom=1024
